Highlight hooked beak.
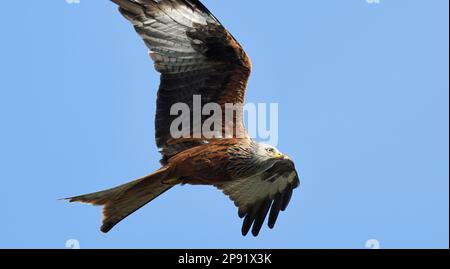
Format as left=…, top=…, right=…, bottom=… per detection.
left=273, top=152, right=283, bottom=159
left=274, top=153, right=290, bottom=160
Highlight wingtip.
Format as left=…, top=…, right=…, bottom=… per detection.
left=110, top=0, right=143, bottom=15
left=241, top=226, right=250, bottom=237
left=251, top=229, right=261, bottom=237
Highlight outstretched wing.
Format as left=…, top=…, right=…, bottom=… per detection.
left=216, top=159, right=300, bottom=237
left=111, top=0, right=252, bottom=163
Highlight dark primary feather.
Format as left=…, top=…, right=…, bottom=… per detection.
left=268, top=192, right=283, bottom=229
left=252, top=198, right=272, bottom=236
left=110, top=0, right=252, bottom=164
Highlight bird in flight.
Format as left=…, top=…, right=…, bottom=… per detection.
left=67, top=0, right=300, bottom=237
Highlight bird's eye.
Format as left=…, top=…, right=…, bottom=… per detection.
left=266, top=148, right=275, bottom=154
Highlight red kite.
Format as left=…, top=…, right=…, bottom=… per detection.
left=67, top=0, right=300, bottom=237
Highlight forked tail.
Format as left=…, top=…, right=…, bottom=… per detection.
left=66, top=167, right=174, bottom=233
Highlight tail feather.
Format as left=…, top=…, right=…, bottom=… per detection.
left=67, top=182, right=132, bottom=206
left=66, top=167, right=175, bottom=233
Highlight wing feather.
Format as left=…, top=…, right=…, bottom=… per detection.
left=216, top=160, right=300, bottom=236
left=111, top=0, right=252, bottom=164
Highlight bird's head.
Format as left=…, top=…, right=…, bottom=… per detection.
left=254, top=143, right=290, bottom=162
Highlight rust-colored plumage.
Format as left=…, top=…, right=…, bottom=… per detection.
left=67, top=0, right=300, bottom=237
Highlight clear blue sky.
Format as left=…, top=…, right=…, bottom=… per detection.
left=0, top=0, right=448, bottom=249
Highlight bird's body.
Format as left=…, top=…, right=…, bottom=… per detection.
left=67, top=0, right=300, bottom=237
